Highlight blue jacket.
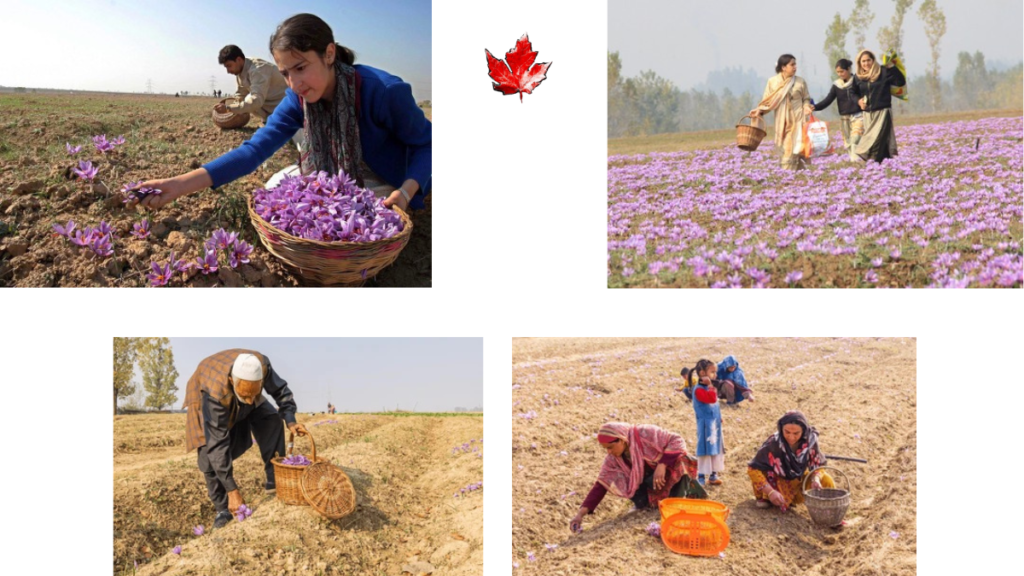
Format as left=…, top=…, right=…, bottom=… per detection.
left=204, top=64, right=432, bottom=210
left=692, top=383, right=724, bottom=457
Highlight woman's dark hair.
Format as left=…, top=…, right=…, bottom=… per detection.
left=775, top=54, right=796, bottom=74
left=269, top=13, right=355, bottom=66
left=835, top=58, right=853, bottom=71
left=218, top=45, right=245, bottom=64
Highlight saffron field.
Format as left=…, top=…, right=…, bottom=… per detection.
left=511, top=337, right=917, bottom=575
left=0, top=93, right=431, bottom=287
left=607, top=114, right=1023, bottom=288
left=114, top=413, right=481, bottom=575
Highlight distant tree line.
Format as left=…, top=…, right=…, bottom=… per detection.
left=609, top=0, right=1021, bottom=137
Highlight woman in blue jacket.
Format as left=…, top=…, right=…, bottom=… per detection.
left=130, top=13, right=431, bottom=212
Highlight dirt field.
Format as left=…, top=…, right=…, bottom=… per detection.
left=512, top=338, right=916, bottom=575
left=0, top=94, right=431, bottom=287
left=114, top=413, right=481, bottom=575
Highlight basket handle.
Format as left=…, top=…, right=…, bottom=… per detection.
left=802, top=465, right=850, bottom=496
left=737, top=114, right=765, bottom=130
left=287, top=430, right=316, bottom=462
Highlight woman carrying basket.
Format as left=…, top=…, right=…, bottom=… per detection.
left=748, top=411, right=835, bottom=512
left=750, top=54, right=815, bottom=170
left=128, top=13, right=431, bottom=213
left=850, top=49, right=906, bottom=163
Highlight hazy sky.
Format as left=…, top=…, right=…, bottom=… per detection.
left=131, top=338, right=482, bottom=413
left=609, top=0, right=1023, bottom=92
left=2, top=0, right=431, bottom=101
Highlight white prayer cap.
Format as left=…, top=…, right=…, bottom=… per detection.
left=231, top=353, right=263, bottom=381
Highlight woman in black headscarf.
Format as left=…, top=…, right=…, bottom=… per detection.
left=747, top=411, right=834, bottom=511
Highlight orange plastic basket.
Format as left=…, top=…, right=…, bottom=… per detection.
left=659, top=498, right=731, bottom=524
left=661, top=511, right=730, bottom=556
left=658, top=499, right=731, bottom=557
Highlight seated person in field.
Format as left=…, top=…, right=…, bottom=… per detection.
left=675, top=366, right=695, bottom=400
left=747, top=411, right=834, bottom=512
left=569, top=422, right=703, bottom=533
left=716, top=355, right=755, bottom=405
left=215, top=44, right=290, bottom=124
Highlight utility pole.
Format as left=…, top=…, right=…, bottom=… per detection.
left=209, top=75, right=216, bottom=95
left=146, top=78, right=153, bottom=94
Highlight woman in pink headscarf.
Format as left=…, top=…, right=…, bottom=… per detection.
left=569, top=422, right=699, bottom=533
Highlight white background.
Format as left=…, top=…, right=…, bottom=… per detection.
left=2, top=1, right=1023, bottom=573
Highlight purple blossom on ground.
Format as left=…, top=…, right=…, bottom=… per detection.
left=207, top=228, right=238, bottom=251
left=785, top=270, right=803, bottom=284
left=192, top=525, right=204, bottom=536
left=527, top=552, right=536, bottom=562
left=65, top=142, right=81, bottom=155
left=172, top=546, right=181, bottom=555
left=131, top=219, right=151, bottom=240
left=147, top=261, right=172, bottom=287
left=196, top=250, right=219, bottom=275
left=544, top=543, right=558, bottom=551
left=229, top=239, right=253, bottom=268
left=111, top=135, right=126, bottom=146
left=646, top=521, right=661, bottom=537
left=93, top=134, right=115, bottom=153
left=234, top=504, right=253, bottom=522
left=52, top=219, right=76, bottom=238
left=608, top=117, right=1023, bottom=288
left=72, top=160, right=98, bottom=181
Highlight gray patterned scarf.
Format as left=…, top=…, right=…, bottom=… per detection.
left=300, top=52, right=364, bottom=186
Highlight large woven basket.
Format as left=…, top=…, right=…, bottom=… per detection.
left=247, top=196, right=413, bottom=286
left=270, top=431, right=322, bottom=506
left=802, top=466, right=851, bottom=527
left=212, top=98, right=250, bottom=129
left=301, top=462, right=357, bottom=520
left=736, top=115, right=767, bottom=151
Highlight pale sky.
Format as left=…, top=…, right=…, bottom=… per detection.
left=128, top=338, right=482, bottom=413
left=609, top=0, right=1023, bottom=92
left=1, top=0, right=432, bottom=101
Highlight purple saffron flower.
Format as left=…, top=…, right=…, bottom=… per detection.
left=527, top=552, right=536, bottom=562
left=646, top=521, right=661, bottom=537
left=93, top=134, right=115, bottom=153
left=544, top=543, right=558, bottom=552
left=207, top=228, right=238, bottom=251
left=871, top=257, right=884, bottom=268
left=196, top=250, right=219, bottom=275
left=72, top=160, right=98, bottom=181
left=229, top=239, right=253, bottom=268
left=172, top=546, right=181, bottom=555
left=111, top=135, right=126, bottom=146
left=65, top=142, right=81, bottom=155
left=890, top=248, right=902, bottom=260
left=864, top=270, right=879, bottom=284
left=89, top=233, right=114, bottom=258
left=785, top=270, right=803, bottom=284
left=131, top=219, right=151, bottom=240
left=52, top=219, right=77, bottom=238
left=192, top=525, right=204, bottom=536
left=147, top=261, right=172, bottom=287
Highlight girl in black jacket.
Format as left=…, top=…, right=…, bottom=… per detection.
left=814, top=58, right=864, bottom=161
left=850, top=49, right=906, bottom=162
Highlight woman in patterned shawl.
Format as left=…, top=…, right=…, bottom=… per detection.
left=569, top=422, right=700, bottom=533
left=750, top=54, right=815, bottom=170
left=748, top=411, right=835, bottom=511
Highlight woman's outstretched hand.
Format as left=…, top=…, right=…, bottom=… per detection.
left=382, top=188, right=409, bottom=212
left=125, top=177, right=189, bottom=210
left=569, top=510, right=586, bottom=533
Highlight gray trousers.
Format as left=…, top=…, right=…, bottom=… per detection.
left=196, top=400, right=286, bottom=512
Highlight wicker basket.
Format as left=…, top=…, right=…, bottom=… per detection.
left=212, top=98, right=250, bottom=129
left=301, top=462, right=357, bottom=520
left=659, top=498, right=730, bottom=524
left=270, top=431, right=322, bottom=506
left=247, top=196, right=413, bottom=286
left=661, top=510, right=731, bottom=557
left=736, top=115, right=767, bottom=151
left=802, top=466, right=851, bottom=527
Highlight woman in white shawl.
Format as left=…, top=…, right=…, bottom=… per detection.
left=750, top=54, right=814, bottom=170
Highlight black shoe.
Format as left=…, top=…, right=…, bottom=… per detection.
left=213, top=511, right=233, bottom=529
left=265, top=481, right=276, bottom=495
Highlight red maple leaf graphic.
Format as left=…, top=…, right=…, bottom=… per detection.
left=485, top=34, right=552, bottom=102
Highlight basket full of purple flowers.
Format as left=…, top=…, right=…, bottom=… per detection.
left=247, top=170, right=412, bottom=286
left=270, top=430, right=323, bottom=506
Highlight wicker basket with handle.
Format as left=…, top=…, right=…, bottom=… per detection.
left=212, top=98, right=250, bottom=129
left=736, top=115, right=767, bottom=151
left=802, top=466, right=851, bottom=527
left=247, top=196, right=413, bottom=286
left=301, top=461, right=357, bottom=520
left=270, top=431, right=321, bottom=506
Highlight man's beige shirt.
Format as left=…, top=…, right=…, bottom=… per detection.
left=228, top=58, right=288, bottom=121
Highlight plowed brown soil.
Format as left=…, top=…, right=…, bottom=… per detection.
left=512, top=337, right=916, bottom=575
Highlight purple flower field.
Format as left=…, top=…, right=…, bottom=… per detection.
left=608, top=116, right=1023, bottom=288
